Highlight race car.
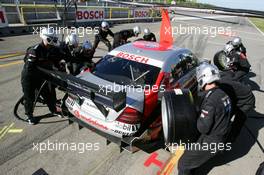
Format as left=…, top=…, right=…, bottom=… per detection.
left=63, top=40, right=199, bottom=144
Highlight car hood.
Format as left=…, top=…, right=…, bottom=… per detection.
left=77, top=72, right=145, bottom=112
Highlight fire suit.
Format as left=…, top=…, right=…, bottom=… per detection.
left=112, top=29, right=135, bottom=49
left=21, top=42, right=62, bottom=117
left=178, top=87, right=232, bottom=175
left=93, top=27, right=114, bottom=51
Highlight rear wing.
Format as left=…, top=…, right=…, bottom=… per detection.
left=38, top=67, right=126, bottom=112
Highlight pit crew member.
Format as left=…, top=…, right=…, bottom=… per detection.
left=112, top=26, right=141, bottom=49
left=178, top=63, right=232, bottom=175
left=93, top=21, right=114, bottom=52
left=21, top=27, right=62, bottom=125
left=143, top=28, right=156, bottom=42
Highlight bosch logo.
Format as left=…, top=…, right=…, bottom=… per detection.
left=76, top=10, right=104, bottom=21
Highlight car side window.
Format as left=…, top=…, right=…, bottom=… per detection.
left=170, top=51, right=198, bottom=81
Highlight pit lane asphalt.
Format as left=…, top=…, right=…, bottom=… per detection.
left=0, top=11, right=264, bottom=175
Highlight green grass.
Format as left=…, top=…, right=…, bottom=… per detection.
left=250, top=17, right=264, bottom=33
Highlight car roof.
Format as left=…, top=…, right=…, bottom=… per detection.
left=110, top=41, right=190, bottom=64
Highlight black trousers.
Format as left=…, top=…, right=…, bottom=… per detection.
left=93, top=35, right=112, bottom=51
left=21, top=66, right=57, bottom=116
left=178, top=136, right=223, bottom=175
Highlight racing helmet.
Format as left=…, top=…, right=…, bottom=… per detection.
left=231, top=37, right=242, bottom=48
left=223, top=43, right=234, bottom=55
left=65, top=33, right=79, bottom=48
left=40, top=27, right=58, bottom=46
left=101, top=21, right=109, bottom=31
left=143, top=28, right=151, bottom=36
left=82, top=40, right=92, bottom=50
left=196, top=63, right=220, bottom=90
left=133, top=26, right=141, bottom=36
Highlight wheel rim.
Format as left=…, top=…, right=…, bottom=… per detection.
left=161, top=96, right=169, bottom=143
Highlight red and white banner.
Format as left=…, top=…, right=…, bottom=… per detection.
left=134, top=9, right=151, bottom=19
left=76, top=9, right=104, bottom=22
left=0, top=8, right=8, bottom=28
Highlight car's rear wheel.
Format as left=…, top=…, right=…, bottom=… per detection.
left=161, top=89, right=199, bottom=145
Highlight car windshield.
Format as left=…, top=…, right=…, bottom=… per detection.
left=92, top=55, right=161, bottom=87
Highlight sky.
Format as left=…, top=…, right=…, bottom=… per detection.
left=197, top=0, right=264, bottom=11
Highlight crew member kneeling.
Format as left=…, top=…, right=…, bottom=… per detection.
left=178, top=63, right=232, bottom=175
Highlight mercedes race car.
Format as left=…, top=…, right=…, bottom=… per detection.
left=39, top=40, right=199, bottom=151
left=64, top=41, right=198, bottom=140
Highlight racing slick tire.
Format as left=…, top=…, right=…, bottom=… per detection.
left=213, top=50, right=229, bottom=71
left=161, top=89, right=199, bottom=145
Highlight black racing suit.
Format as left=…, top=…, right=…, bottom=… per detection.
left=21, top=42, right=62, bottom=117
left=61, top=42, right=95, bottom=76
left=112, top=29, right=135, bottom=49
left=226, top=41, right=247, bottom=55
left=228, top=50, right=251, bottom=81
left=178, top=87, right=232, bottom=175
left=93, top=28, right=114, bottom=51
left=143, top=32, right=156, bottom=42
left=219, top=79, right=255, bottom=142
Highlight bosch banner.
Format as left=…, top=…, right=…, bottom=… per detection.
left=0, top=8, right=8, bottom=27
left=134, top=8, right=151, bottom=18
left=76, top=9, right=105, bottom=22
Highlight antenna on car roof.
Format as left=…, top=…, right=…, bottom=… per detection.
left=159, top=9, right=173, bottom=49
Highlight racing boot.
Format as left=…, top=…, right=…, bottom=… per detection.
left=26, top=115, right=37, bottom=125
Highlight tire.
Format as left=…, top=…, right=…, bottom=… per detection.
left=213, top=50, right=229, bottom=71
left=161, top=89, right=199, bottom=145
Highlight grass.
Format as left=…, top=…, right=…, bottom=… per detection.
left=250, top=17, right=264, bottom=33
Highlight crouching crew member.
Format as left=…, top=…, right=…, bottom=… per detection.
left=143, top=28, right=156, bottom=42
left=112, top=26, right=141, bottom=49
left=178, top=63, right=232, bottom=175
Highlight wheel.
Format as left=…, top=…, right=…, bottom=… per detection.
left=213, top=50, right=229, bottom=71
left=13, top=96, right=27, bottom=121
left=161, top=89, right=199, bottom=145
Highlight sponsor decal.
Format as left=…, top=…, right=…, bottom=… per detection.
left=73, top=110, right=108, bottom=130
left=76, top=9, right=104, bottom=22
left=109, top=50, right=163, bottom=68
left=134, top=9, right=151, bottom=18
left=0, top=8, right=8, bottom=27
left=115, top=122, right=140, bottom=132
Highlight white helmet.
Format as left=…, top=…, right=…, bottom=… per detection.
left=143, top=28, right=151, bottom=35
left=231, top=37, right=242, bottom=48
left=65, top=33, right=79, bottom=47
left=101, top=21, right=109, bottom=30
left=82, top=40, right=92, bottom=50
left=133, top=26, right=141, bottom=36
left=40, top=27, right=58, bottom=46
left=223, top=43, right=234, bottom=55
left=196, top=63, right=220, bottom=90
